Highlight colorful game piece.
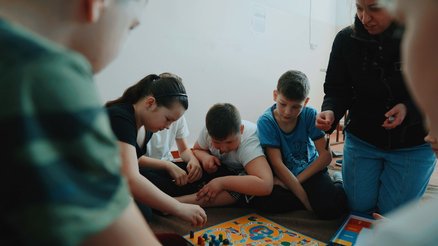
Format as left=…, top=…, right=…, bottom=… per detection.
left=388, top=116, right=395, bottom=123
left=248, top=216, right=257, bottom=221
left=190, top=230, right=194, bottom=239
left=218, top=234, right=223, bottom=242
left=197, top=236, right=203, bottom=245
left=222, top=238, right=230, bottom=245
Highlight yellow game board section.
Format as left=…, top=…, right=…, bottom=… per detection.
left=184, top=213, right=326, bottom=246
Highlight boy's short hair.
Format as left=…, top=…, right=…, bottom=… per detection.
left=206, top=103, right=241, bottom=140
left=277, top=70, right=310, bottom=101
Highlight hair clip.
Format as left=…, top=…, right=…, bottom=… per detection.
left=155, top=93, right=188, bottom=99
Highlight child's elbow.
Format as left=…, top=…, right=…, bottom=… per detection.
left=260, top=180, right=273, bottom=195
left=264, top=185, right=273, bottom=195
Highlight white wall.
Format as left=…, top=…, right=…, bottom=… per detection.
left=95, top=0, right=355, bottom=146
left=336, top=0, right=356, bottom=31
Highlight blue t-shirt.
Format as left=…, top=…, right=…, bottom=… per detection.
left=257, top=104, right=325, bottom=176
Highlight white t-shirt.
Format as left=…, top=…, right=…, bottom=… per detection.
left=196, top=120, right=264, bottom=172
left=367, top=197, right=438, bottom=246
left=146, top=116, right=189, bottom=160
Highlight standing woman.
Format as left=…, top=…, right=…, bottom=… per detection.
left=316, top=0, right=436, bottom=215
left=106, top=73, right=207, bottom=226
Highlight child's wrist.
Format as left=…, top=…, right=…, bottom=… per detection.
left=165, top=161, right=176, bottom=171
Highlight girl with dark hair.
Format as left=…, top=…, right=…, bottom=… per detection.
left=106, top=73, right=207, bottom=226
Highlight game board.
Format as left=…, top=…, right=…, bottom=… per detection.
left=184, top=213, right=326, bottom=246
left=329, top=213, right=375, bottom=246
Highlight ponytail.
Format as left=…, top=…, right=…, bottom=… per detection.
left=105, top=73, right=188, bottom=110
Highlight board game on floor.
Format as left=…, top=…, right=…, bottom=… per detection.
left=184, top=213, right=326, bottom=246
left=329, top=213, right=375, bottom=246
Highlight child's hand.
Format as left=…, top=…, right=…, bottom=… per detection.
left=316, top=110, right=335, bottom=131
left=174, top=202, right=207, bottom=226
left=273, top=177, right=287, bottom=189
left=196, top=178, right=223, bottom=203
left=202, top=155, right=221, bottom=174
left=186, top=158, right=203, bottom=183
left=167, top=162, right=188, bottom=186
left=382, top=103, right=407, bottom=129
left=286, top=176, right=313, bottom=211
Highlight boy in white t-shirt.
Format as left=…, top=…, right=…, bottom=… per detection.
left=140, top=114, right=205, bottom=197
left=147, top=116, right=189, bottom=161
left=143, top=116, right=202, bottom=186
left=176, top=103, right=273, bottom=207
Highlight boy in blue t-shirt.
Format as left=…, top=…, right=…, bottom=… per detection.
left=253, top=70, right=348, bottom=219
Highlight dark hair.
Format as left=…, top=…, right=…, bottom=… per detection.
left=206, top=103, right=241, bottom=140
left=105, top=73, right=188, bottom=110
left=277, top=70, right=310, bottom=101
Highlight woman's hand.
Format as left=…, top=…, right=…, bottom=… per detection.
left=372, top=213, right=387, bottom=220
left=316, top=110, right=335, bottom=131
left=382, top=103, right=407, bottom=129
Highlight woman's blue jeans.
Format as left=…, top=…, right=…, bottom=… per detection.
left=343, top=132, right=436, bottom=215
